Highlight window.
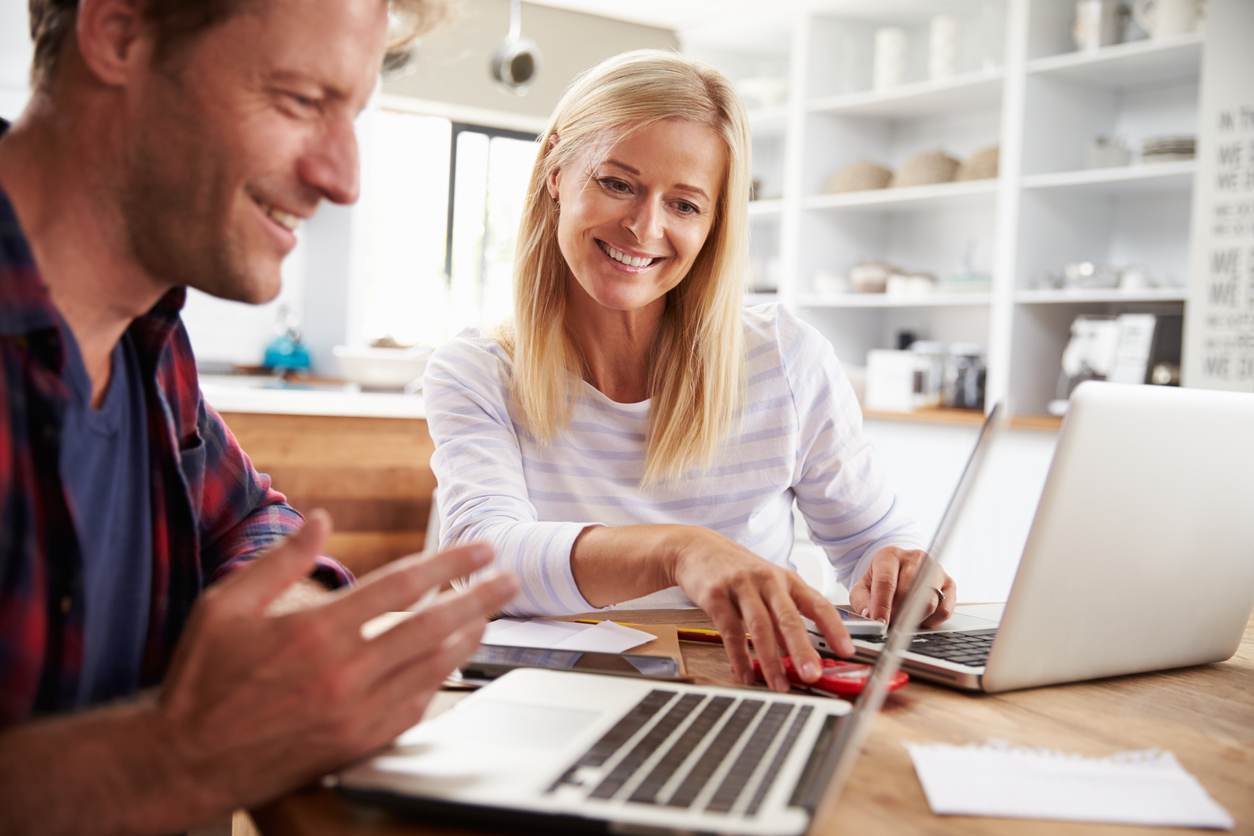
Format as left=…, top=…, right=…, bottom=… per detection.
left=361, top=110, right=538, bottom=347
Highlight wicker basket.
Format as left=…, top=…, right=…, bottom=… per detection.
left=890, top=150, right=959, bottom=188
left=955, top=145, right=1000, bottom=181
left=825, top=158, right=893, bottom=194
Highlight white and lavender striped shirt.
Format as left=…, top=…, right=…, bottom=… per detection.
left=425, top=304, right=922, bottom=616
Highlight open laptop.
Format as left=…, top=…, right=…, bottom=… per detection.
left=850, top=381, right=1254, bottom=693
left=332, top=407, right=994, bottom=834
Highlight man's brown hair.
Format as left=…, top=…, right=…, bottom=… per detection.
left=28, top=0, right=451, bottom=91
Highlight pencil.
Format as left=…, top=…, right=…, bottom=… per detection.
left=574, top=619, right=751, bottom=646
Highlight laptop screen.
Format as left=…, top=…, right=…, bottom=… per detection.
left=807, top=404, right=1003, bottom=816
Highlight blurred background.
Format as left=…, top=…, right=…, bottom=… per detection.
left=1, top=0, right=1242, bottom=599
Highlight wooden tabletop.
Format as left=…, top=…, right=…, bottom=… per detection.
left=252, top=608, right=1254, bottom=835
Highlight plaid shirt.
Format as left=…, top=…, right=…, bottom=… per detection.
left=0, top=186, right=353, bottom=726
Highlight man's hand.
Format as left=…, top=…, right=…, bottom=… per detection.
left=158, top=509, right=519, bottom=813
left=848, top=546, right=955, bottom=628
left=670, top=527, right=856, bottom=694
left=0, top=510, right=519, bottom=836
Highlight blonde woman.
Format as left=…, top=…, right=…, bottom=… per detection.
left=425, top=50, right=955, bottom=692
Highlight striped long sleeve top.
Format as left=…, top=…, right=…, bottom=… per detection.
left=424, top=304, right=923, bottom=616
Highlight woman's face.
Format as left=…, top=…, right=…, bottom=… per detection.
left=548, top=119, right=727, bottom=317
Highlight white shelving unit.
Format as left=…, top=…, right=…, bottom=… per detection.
left=681, top=0, right=1204, bottom=421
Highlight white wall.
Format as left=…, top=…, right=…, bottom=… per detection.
left=0, top=0, right=32, bottom=121
left=861, top=420, right=1058, bottom=604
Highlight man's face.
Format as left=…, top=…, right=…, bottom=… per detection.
left=121, top=0, right=389, bottom=303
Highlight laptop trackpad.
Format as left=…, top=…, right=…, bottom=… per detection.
left=441, top=700, right=597, bottom=749
left=380, top=700, right=600, bottom=780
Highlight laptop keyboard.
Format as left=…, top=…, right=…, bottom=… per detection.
left=862, top=628, right=997, bottom=666
left=549, top=690, right=815, bottom=816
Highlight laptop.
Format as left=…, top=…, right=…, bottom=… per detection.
left=332, top=412, right=992, bottom=835
left=850, top=381, right=1254, bottom=693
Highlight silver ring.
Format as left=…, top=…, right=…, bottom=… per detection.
left=934, top=588, right=946, bottom=603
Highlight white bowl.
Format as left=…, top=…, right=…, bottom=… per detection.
left=333, top=345, right=433, bottom=390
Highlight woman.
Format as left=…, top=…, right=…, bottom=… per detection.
left=425, top=50, right=955, bottom=693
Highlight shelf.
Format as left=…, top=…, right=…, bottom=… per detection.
left=748, top=199, right=785, bottom=217
left=808, top=71, right=1003, bottom=118
left=863, top=407, right=1063, bottom=431
left=1021, top=161, right=1196, bottom=197
left=1015, top=288, right=1188, bottom=304
left=863, top=407, right=987, bottom=427
left=1027, top=34, right=1203, bottom=89
left=745, top=292, right=779, bottom=306
left=1009, top=414, right=1064, bottom=432
left=799, top=292, right=992, bottom=309
left=804, top=179, right=999, bottom=213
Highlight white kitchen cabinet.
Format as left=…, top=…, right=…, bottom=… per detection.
left=681, top=0, right=1203, bottom=421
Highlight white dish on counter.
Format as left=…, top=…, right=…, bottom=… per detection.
left=333, top=344, right=433, bottom=390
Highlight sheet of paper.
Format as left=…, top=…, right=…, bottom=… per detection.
left=481, top=618, right=654, bottom=654
left=906, top=740, right=1234, bottom=830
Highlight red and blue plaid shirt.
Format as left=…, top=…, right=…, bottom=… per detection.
left=0, top=186, right=353, bottom=727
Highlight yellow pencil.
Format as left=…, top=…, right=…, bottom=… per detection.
left=574, top=619, right=750, bottom=645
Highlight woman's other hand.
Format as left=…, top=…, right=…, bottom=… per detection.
left=848, top=546, right=955, bottom=629
left=669, top=527, right=855, bottom=694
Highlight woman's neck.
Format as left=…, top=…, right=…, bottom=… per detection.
left=565, top=284, right=666, bottom=404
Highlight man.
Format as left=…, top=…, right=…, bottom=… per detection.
left=0, top=0, right=518, bottom=832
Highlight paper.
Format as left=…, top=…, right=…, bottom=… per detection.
left=906, top=740, right=1234, bottom=830
left=481, top=618, right=655, bottom=654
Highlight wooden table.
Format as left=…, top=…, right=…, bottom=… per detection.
left=252, top=608, right=1254, bottom=835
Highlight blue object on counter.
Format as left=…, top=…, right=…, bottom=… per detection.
left=264, top=331, right=311, bottom=372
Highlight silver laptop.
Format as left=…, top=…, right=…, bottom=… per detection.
left=332, top=429, right=986, bottom=835
left=851, top=381, right=1254, bottom=693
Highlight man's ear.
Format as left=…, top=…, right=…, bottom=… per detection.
left=75, top=0, right=151, bottom=87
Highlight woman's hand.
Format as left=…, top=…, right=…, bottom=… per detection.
left=848, top=546, right=955, bottom=628
left=669, top=527, right=855, bottom=694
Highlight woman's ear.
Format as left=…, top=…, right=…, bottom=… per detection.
left=546, top=166, right=561, bottom=203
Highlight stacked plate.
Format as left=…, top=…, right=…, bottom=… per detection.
left=1142, top=136, right=1195, bottom=163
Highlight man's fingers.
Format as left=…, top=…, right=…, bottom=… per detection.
left=367, top=573, right=518, bottom=667
left=327, top=543, right=497, bottom=628
left=368, top=623, right=487, bottom=738
left=217, top=509, right=332, bottom=615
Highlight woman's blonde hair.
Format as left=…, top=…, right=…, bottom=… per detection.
left=500, top=49, right=751, bottom=484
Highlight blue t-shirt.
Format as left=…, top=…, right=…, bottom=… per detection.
left=58, top=326, right=153, bottom=707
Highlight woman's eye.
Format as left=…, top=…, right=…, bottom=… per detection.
left=675, top=201, right=700, bottom=215
left=600, top=178, right=632, bottom=194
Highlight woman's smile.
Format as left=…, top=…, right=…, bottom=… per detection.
left=596, top=239, right=665, bottom=272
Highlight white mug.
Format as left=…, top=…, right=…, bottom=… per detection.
left=929, top=15, right=960, bottom=80
left=873, top=27, right=907, bottom=90
left=1073, top=0, right=1127, bottom=50
left=1133, top=0, right=1199, bottom=38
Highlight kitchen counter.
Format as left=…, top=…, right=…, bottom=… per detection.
left=199, top=375, right=426, bottom=419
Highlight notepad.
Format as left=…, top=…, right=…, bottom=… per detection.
left=481, top=617, right=655, bottom=654
left=906, top=740, right=1234, bottom=830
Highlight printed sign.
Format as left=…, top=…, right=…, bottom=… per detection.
left=1184, top=0, right=1254, bottom=390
